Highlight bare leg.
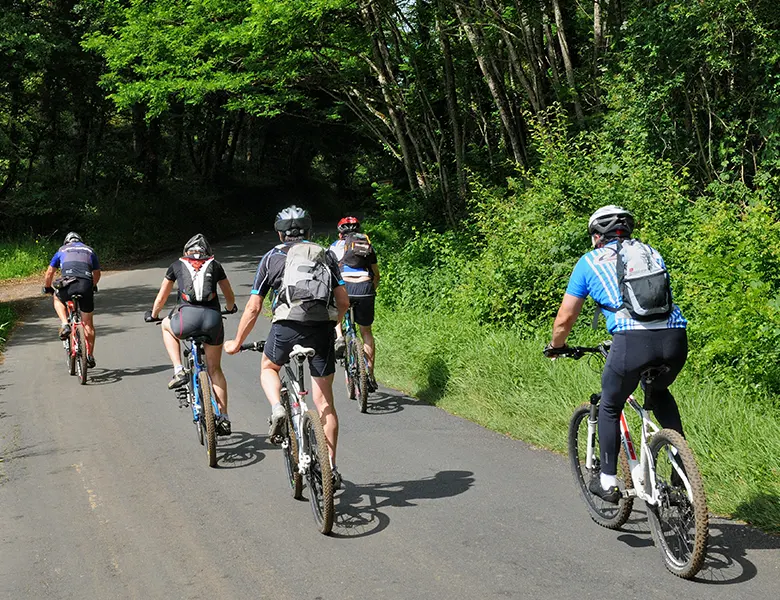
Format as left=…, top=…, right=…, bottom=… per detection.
left=82, top=311, right=96, bottom=353
left=359, top=324, right=375, bottom=371
left=53, top=295, right=68, bottom=324
left=311, top=374, right=338, bottom=463
left=260, top=354, right=283, bottom=406
left=204, top=343, right=228, bottom=415
left=160, top=317, right=183, bottom=368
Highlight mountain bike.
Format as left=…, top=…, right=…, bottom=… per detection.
left=241, top=341, right=335, bottom=534
left=547, top=342, right=709, bottom=579
left=146, top=309, right=234, bottom=468
left=47, top=279, right=93, bottom=385
left=341, top=304, right=369, bottom=413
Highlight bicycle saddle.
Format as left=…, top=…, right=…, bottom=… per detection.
left=290, top=345, right=316, bottom=360
left=187, top=335, right=211, bottom=344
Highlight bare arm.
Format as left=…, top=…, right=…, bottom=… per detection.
left=151, top=278, right=175, bottom=318
left=92, top=269, right=101, bottom=285
left=218, top=278, right=236, bottom=311
left=335, top=285, right=350, bottom=323
left=225, top=293, right=263, bottom=354
left=371, top=263, right=380, bottom=290
left=44, top=266, right=57, bottom=287
left=551, top=294, right=587, bottom=347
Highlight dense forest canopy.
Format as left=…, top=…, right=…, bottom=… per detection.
left=2, top=0, right=779, bottom=229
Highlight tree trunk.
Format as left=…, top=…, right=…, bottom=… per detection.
left=551, top=0, right=585, bottom=125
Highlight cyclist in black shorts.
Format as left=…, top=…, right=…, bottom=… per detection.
left=43, top=232, right=101, bottom=368
left=224, top=206, right=349, bottom=484
left=145, top=234, right=237, bottom=435
left=329, top=216, right=380, bottom=390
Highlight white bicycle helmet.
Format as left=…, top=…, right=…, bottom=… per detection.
left=274, top=205, right=312, bottom=237
left=64, top=231, right=82, bottom=244
left=587, top=205, right=635, bottom=236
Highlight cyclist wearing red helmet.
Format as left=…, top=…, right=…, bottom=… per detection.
left=329, top=216, right=380, bottom=390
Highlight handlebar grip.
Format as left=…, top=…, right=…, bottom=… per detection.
left=239, top=341, right=264, bottom=352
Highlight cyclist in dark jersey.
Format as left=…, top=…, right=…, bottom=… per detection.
left=224, top=206, right=350, bottom=485
left=43, top=232, right=101, bottom=368
left=145, top=234, right=237, bottom=435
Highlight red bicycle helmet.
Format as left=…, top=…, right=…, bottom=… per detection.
left=337, top=216, right=361, bottom=234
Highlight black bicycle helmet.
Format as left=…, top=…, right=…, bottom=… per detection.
left=183, top=233, right=212, bottom=257
left=274, top=205, right=312, bottom=237
left=64, top=232, right=82, bottom=244
left=587, top=205, right=635, bottom=237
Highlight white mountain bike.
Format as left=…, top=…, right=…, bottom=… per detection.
left=549, top=341, right=708, bottom=579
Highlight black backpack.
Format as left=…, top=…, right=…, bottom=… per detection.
left=340, top=233, right=374, bottom=269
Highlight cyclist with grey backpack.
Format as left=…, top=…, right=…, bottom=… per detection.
left=224, top=206, right=350, bottom=485
left=545, top=205, right=688, bottom=504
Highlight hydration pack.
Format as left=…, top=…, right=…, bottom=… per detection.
left=340, top=232, right=373, bottom=269
left=179, top=257, right=219, bottom=305
left=598, top=239, right=673, bottom=322
left=274, top=242, right=337, bottom=322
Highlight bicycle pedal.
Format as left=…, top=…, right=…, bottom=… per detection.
left=175, top=388, right=190, bottom=408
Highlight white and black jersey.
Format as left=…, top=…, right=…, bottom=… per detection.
left=165, top=256, right=227, bottom=309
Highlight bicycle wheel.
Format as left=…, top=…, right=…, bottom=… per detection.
left=75, top=326, right=88, bottom=385
left=344, top=334, right=356, bottom=400
left=350, top=337, right=369, bottom=413
left=646, top=429, right=708, bottom=579
left=568, top=402, right=634, bottom=529
left=302, top=410, right=334, bottom=534
left=280, top=390, right=303, bottom=498
left=199, top=371, right=218, bottom=467
left=66, top=335, right=76, bottom=376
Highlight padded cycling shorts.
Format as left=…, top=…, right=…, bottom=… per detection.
left=56, top=278, right=94, bottom=313
left=264, top=321, right=336, bottom=377
left=345, top=280, right=375, bottom=326
left=169, top=305, right=224, bottom=345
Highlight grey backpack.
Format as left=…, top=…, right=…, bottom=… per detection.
left=273, top=242, right=337, bottom=322
left=615, top=239, right=673, bottom=321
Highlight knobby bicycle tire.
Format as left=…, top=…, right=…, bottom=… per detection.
left=303, top=410, right=334, bottom=534
left=344, top=333, right=356, bottom=400
left=280, top=389, right=303, bottom=499
left=568, top=403, right=634, bottom=529
left=66, top=330, right=76, bottom=376
left=646, top=429, right=709, bottom=579
left=76, top=326, right=88, bottom=385
left=350, top=337, right=369, bottom=413
left=200, top=371, right=218, bottom=468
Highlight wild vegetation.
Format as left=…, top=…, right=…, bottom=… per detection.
left=2, top=0, right=779, bottom=530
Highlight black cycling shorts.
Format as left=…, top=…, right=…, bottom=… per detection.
left=56, top=278, right=94, bottom=313
left=169, top=305, right=224, bottom=345
left=345, top=280, right=375, bottom=326
left=264, top=321, right=336, bottom=377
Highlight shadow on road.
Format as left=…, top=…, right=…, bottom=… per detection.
left=364, top=391, right=424, bottom=415
left=612, top=504, right=778, bottom=584
left=217, top=430, right=275, bottom=469
left=331, top=470, right=475, bottom=539
left=88, top=364, right=171, bottom=385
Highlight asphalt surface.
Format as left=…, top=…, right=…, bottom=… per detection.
left=1, top=234, right=778, bottom=599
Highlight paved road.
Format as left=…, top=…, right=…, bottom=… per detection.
left=1, top=234, right=778, bottom=599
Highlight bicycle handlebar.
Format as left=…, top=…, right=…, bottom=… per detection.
left=543, top=342, right=611, bottom=360
left=239, top=341, right=265, bottom=352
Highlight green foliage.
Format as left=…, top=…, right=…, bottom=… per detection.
left=0, top=237, right=57, bottom=280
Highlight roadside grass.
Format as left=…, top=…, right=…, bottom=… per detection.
left=0, top=239, right=57, bottom=280
left=374, top=306, right=780, bottom=534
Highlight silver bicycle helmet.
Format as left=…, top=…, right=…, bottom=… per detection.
left=587, top=205, right=635, bottom=236
left=183, top=233, right=212, bottom=257
left=64, top=231, right=82, bottom=244
left=274, top=205, right=312, bottom=237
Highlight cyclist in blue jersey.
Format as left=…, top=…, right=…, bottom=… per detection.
left=43, top=232, right=101, bottom=368
left=546, top=206, right=688, bottom=504
left=329, top=216, right=380, bottom=390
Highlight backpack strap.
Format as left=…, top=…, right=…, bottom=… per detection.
left=591, top=241, right=621, bottom=329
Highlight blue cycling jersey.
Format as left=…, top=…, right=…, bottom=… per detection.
left=565, top=240, right=687, bottom=334
left=49, top=242, right=100, bottom=281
